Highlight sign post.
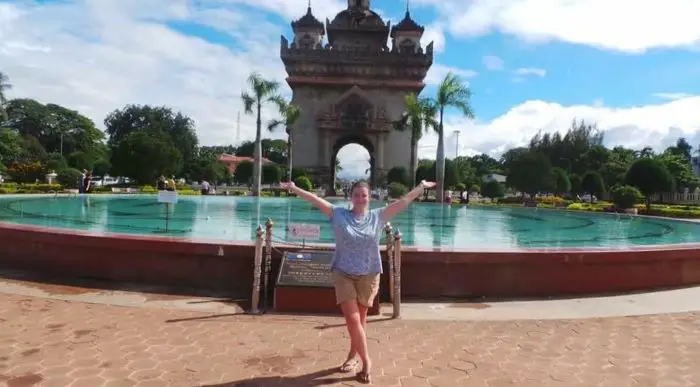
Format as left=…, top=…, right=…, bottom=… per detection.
left=157, top=191, right=178, bottom=233
left=287, top=223, right=321, bottom=247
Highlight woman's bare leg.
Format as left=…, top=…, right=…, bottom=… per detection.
left=344, top=303, right=369, bottom=361
left=341, top=300, right=371, bottom=375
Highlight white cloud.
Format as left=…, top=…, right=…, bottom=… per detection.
left=416, top=96, right=700, bottom=160
left=0, top=0, right=289, bottom=148
left=514, top=67, right=546, bottom=77
left=421, top=23, right=446, bottom=53
left=415, top=0, right=700, bottom=53
left=482, top=55, right=504, bottom=71
left=336, top=144, right=371, bottom=180
left=426, top=64, right=477, bottom=86
left=652, top=92, right=695, bottom=101
left=5, top=0, right=700, bottom=180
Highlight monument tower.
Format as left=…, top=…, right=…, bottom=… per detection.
left=281, top=0, right=433, bottom=193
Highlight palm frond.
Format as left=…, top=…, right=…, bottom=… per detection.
left=267, top=119, right=284, bottom=132
left=241, top=93, right=255, bottom=114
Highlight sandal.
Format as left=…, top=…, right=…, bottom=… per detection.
left=339, top=359, right=359, bottom=373
left=357, top=370, right=371, bottom=384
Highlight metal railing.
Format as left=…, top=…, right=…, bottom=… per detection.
left=249, top=219, right=403, bottom=318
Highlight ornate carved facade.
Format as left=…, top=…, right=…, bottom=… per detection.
left=281, top=0, right=432, bottom=193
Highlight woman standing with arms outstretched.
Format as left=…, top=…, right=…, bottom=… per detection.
left=280, top=179, right=435, bottom=384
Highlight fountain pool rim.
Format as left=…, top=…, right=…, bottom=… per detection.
left=2, top=194, right=700, bottom=299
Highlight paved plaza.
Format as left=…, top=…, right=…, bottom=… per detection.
left=0, top=286, right=699, bottom=387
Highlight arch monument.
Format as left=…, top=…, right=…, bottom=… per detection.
left=280, top=0, right=433, bottom=195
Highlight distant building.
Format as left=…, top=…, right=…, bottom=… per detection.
left=482, top=173, right=506, bottom=184
left=218, top=154, right=275, bottom=175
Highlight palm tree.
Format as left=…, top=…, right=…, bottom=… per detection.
left=429, top=72, right=474, bottom=202
left=241, top=72, right=280, bottom=196
left=268, top=97, right=301, bottom=182
left=0, top=72, right=11, bottom=123
left=393, top=93, right=438, bottom=187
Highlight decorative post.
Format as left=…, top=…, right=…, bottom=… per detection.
left=250, top=224, right=264, bottom=314
left=392, top=229, right=402, bottom=319
left=263, top=218, right=274, bottom=312
left=384, top=222, right=394, bottom=302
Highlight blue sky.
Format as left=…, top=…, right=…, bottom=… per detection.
left=1, top=0, right=700, bottom=177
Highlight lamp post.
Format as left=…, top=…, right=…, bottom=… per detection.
left=454, top=130, right=461, bottom=158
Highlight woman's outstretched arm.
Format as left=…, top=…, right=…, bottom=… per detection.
left=380, top=180, right=436, bottom=222
left=280, top=181, right=334, bottom=218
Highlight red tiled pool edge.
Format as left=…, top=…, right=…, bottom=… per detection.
left=1, top=222, right=700, bottom=299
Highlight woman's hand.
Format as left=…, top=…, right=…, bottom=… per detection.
left=280, top=181, right=296, bottom=192
left=420, top=180, right=436, bottom=189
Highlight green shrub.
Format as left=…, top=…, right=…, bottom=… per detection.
left=387, top=166, right=410, bottom=186
left=56, top=168, right=83, bottom=189
left=611, top=185, right=642, bottom=209
left=454, top=183, right=466, bottom=191
left=481, top=181, right=504, bottom=200
left=141, top=185, right=157, bottom=193
left=387, top=182, right=408, bottom=198
left=294, top=176, right=312, bottom=191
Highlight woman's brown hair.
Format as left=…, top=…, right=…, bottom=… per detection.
left=350, top=180, right=370, bottom=194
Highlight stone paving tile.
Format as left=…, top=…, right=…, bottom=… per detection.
left=0, top=293, right=699, bottom=387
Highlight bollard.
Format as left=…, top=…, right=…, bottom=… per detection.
left=263, top=218, right=274, bottom=312
left=392, top=229, right=402, bottom=319
left=384, top=222, right=394, bottom=302
left=250, top=224, right=264, bottom=314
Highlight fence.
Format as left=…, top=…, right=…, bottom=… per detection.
left=249, top=218, right=404, bottom=318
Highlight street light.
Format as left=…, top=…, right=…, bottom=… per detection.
left=454, top=130, right=461, bottom=158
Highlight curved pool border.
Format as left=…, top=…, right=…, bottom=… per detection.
left=2, top=209, right=700, bottom=300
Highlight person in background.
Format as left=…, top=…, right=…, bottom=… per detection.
left=165, top=176, right=176, bottom=192
left=78, top=169, right=87, bottom=194
left=83, top=171, right=92, bottom=193
left=156, top=175, right=166, bottom=191
left=201, top=180, right=211, bottom=195
left=280, top=179, right=436, bottom=384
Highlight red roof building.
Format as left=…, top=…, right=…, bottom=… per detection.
left=218, top=153, right=275, bottom=175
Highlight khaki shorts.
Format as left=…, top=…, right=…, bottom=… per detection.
left=331, top=270, right=380, bottom=308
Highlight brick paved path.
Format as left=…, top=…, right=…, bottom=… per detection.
left=0, top=293, right=699, bottom=387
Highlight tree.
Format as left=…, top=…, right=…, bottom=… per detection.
left=294, top=175, right=312, bottom=191
left=611, top=185, right=642, bottom=210
left=658, top=151, right=699, bottom=192
left=110, top=131, right=182, bottom=184
left=45, top=153, right=68, bottom=172
left=268, top=98, right=300, bottom=181
left=580, top=171, right=606, bottom=202
left=387, top=182, right=408, bottom=198
left=386, top=166, right=409, bottom=186
left=6, top=161, right=44, bottom=183
left=505, top=151, right=554, bottom=196
left=234, top=160, right=254, bottom=185
left=56, top=168, right=83, bottom=189
left=392, top=93, right=437, bottom=186
left=93, top=159, right=112, bottom=177
left=0, top=128, right=25, bottom=165
left=667, top=137, right=692, bottom=163
left=5, top=99, right=105, bottom=157
left=104, top=104, right=197, bottom=177
left=625, top=158, right=675, bottom=209
left=235, top=139, right=287, bottom=165
left=241, top=72, right=281, bottom=196
left=262, top=164, right=282, bottom=184
left=415, top=160, right=435, bottom=183
left=481, top=180, right=505, bottom=200
left=429, top=72, right=474, bottom=202
left=569, top=173, right=582, bottom=194
left=552, top=168, right=571, bottom=195
left=67, top=151, right=94, bottom=172
left=0, top=72, right=11, bottom=122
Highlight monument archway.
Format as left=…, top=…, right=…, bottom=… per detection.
left=280, top=0, right=433, bottom=196
left=331, top=135, right=375, bottom=192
